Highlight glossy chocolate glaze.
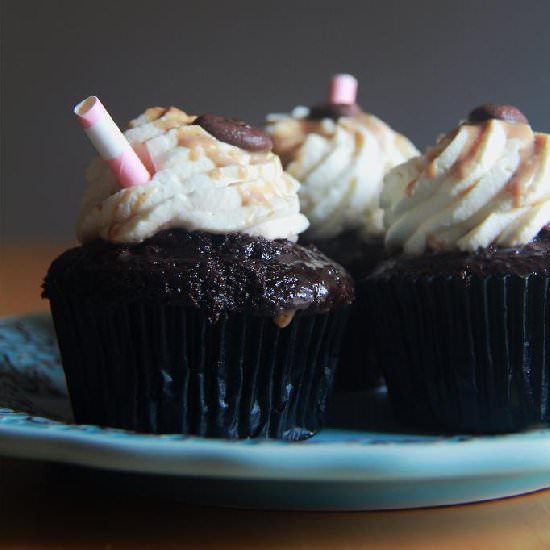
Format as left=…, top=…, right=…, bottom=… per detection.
left=43, top=230, right=354, bottom=323
left=371, top=229, right=550, bottom=280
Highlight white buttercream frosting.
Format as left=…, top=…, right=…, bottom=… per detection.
left=77, top=107, right=309, bottom=244
left=381, top=118, right=550, bottom=254
left=266, top=107, right=419, bottom=239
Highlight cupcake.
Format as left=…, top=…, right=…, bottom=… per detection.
left=368, top=103, right=550, bottom=433
left=43, top=98, right=353, bottom=440
left=266, top=74, right=418, bottom=389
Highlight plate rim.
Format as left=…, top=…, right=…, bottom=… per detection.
left=2, top=312, right=550, bottom=484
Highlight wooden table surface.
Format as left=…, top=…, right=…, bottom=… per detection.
left=1, top=243, right=550, bottom=549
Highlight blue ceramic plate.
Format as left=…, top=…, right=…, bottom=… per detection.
left=1, top=313, right=550, bottom=510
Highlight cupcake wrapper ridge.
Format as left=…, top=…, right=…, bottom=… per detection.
left=50, top=297, right=348, bottom=440
left=333, top=283, right=383, bottom=391
left=369, top=274, right=550, bottom=433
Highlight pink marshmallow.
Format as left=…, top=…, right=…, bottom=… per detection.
left=328, top=74, right=358, bottom=105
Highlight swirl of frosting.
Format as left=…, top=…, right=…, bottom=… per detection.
left=77, top=107, right=309, bottom=244
left=266, top=107, right=419, bottom=239
left=381, top=116, right=550, bottom=255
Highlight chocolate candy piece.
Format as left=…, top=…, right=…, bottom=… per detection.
left=307, top=103, right=362, bottom=120
left=193, top=113, right=272, bottom=152
left=467, top=104, right=529, bottom=125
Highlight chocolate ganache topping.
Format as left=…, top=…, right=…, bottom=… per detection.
left=307, top=102, right=363, bottom=121
left=43, top=230, right=354, bottom=323
left=193, top=113, right=273, bottom=152
left=467, top=104, right=529, bottom=125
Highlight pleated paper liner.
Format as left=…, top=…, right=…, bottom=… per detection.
left=49, top=296, right=348, bottom=440
left=367, top=274, right=550, bottom=433
left=333, top=282, right=383, bottom=391
left=309, top=234, right=387, bottom=392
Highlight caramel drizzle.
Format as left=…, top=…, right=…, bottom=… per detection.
left=151, top=107, right=194, bottom=130
left=422, top=129, right=459, bottom=178
left=353, top=113, right=386, bottom=142
left=506, top=134, right=545, bottom=207
left=107, top=186, right=157, bottom=241
left=353, top=126, right=365, bottom=152
left=405, top=177, right=418, bottom=196
left=451, top=124, right=489, bottom=180
left=145, top=107, right=168, bottom=122
left=406, top=158, right=427, bottom=196
left=425, top=163, right=436, bottom=180
left=272, top=113, right=386, bottom=172
left=176, top=127, right=243, bottom=167
left=408, top=120, right=541, bottom=209
left=405, top=132, right=457, bottom=196
left=408, top=122, right=528, bottom=198
left=273, top=119, right=328, bottom=171
left=274, top=310, right=296, bottom=328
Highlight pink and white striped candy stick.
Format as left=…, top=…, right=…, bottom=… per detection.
left=328, top=74, right=358, bottom=104
left=74, top=96, right=150, bottom=188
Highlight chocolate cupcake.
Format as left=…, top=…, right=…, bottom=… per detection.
left=43, top=101, right=353, bottom=440
left=266, top=75, right=418, bottom=389
left=368, top=104, right=550, bottom=433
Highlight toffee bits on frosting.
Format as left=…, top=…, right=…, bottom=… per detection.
left=193, top=114, right=273, bottom=152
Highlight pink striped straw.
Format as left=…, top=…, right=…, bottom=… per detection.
left=74, top=96, right=150, bottom=188
left=328, top=74, right=358, bottom=104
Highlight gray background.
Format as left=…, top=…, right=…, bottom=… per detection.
left=2, top=0, right=550, bottom=242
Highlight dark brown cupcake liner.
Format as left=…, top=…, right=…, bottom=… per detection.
left=49, top=295, right=348, bottom=440
left=306, top=233, right=386, bottom=392
left=333, top=283, right=383, bottom=391
left=367, top=274, right=550, bottom=433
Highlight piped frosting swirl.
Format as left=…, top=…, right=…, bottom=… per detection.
left=266, top=106, right=419, bottom=239
left=77, top=107, right=309, bottom=244
left=381, top=109, right=550, bottom=255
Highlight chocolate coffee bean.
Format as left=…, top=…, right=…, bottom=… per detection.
left=467, top=104, right=528, bottom=125
left=307, top=103, right=362, bottom=120
left=193, top=114, right=272, bottom=152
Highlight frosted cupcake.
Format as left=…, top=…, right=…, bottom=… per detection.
left=368, top=104, right=550, bottom=433
left=43, top=99, right=353, bottom=440
left=266, top=75, right=418, bottom=389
